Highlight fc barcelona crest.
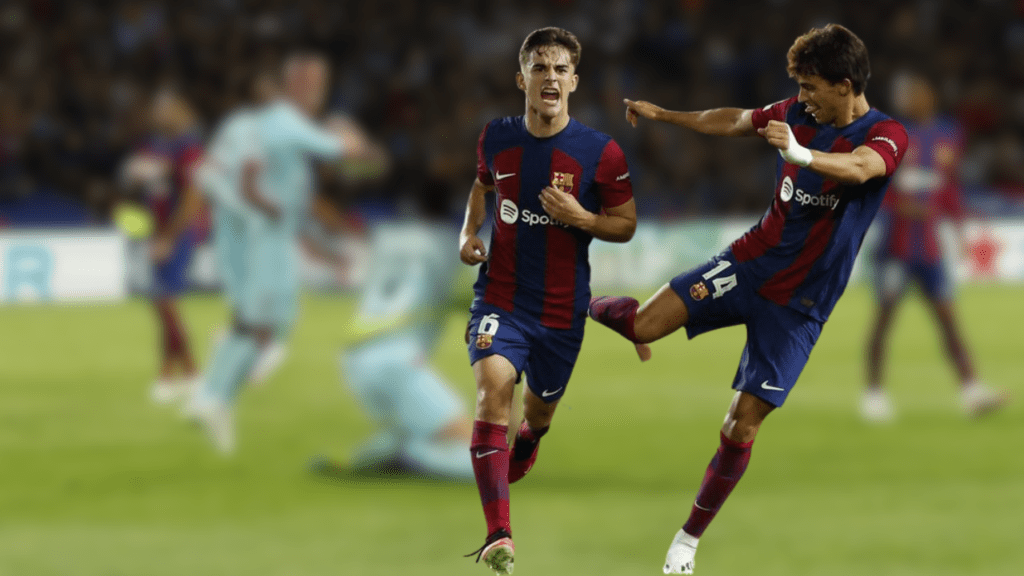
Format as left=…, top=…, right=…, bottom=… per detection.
left=690, top=281, right=709, bottom=301
left=476, top=334, right=493, bottom=349
left=551, top=172, right=574, bottom=193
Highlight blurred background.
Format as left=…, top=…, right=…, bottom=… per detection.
left=1, top=1, right=1021, bottom=576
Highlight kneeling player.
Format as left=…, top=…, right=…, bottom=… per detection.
left=590, top=25, right=907, bottom=574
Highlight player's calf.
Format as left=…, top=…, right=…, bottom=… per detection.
left=588, top=296, right=640, bottom=342
left=507, top=421, right=548, bottom=483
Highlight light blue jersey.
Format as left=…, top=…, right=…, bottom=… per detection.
left=350, top=221, right=461, bottom=349
left=235, top=100, right=344, bottom=329
left=198, top=108, right=264, bottom=307
left=342, top=221, right=466, bottom=444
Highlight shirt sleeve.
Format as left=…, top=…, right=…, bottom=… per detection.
left=593, top=139, right=633, bottom=208
left=863, top=119, right=910, bottom=177
left=277, top=105, right=344, bottom=158
left=751, top=96, right=798, bottom=130
left=476, top=122, right=493, bottom=185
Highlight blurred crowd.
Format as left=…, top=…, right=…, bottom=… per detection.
left=2, top=0, right=1023, bottom=223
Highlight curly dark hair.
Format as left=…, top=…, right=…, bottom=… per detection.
left=519, top=27, right=581, bottom=68
left=787, top=24, right=871, bottom=95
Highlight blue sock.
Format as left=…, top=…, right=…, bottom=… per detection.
left=202, top=331, right=260, bottom=405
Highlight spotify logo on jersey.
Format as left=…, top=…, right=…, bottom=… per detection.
left=780, top=176, right=794, bottom=202
left=499, top=199, right=519, bottom=224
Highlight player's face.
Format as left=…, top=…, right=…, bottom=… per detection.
left=517, top=45, right=578, bottom=121
left=795, top=74, right=849, bottom=126
left=286, top=58, right=330, bottom=117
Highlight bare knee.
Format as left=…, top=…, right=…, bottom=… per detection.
left=473, top=357, right=518, bottom=425
left=722, top=392, right=775, bottom=443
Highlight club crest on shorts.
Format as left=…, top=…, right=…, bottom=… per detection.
left=551, top=172, right=574, bottom=193
left=690, top=281, right=709, bottom=301
left=476, top=334, right=493, bottom=349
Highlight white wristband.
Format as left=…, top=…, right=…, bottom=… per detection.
left=779, top=123, right=813, bottom=167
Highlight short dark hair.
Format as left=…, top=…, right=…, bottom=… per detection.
left=519, top=27, right=581, bottom=68
left=787, top=24, right=871, bottom=95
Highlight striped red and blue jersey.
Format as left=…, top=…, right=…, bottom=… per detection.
left=874, top=117, right=964, bottom=264
left=473, top=116, right=633, bottom=330
left=733, top=96, right=908, bottom=322
left=138, top=131, right=204, bottom=233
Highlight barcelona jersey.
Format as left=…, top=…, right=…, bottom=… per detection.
left=874, top=117, right=964, bottom=264
left=473, top=116, right=633, bottom=330
left=733, top=97, right=909, bottom=322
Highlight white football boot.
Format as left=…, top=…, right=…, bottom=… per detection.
left=961, top=382, right=1009, bottom=418
left=664, top=528, right=698, bottom=574
left=481, top=536, right=514, bottom=575
left=860, top=388, right=896, bottom=423
left=151, top=378, right=188, bottom=405
left=187, top=394, right=236, bottom=455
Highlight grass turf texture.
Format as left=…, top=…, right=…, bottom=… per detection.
left=0, top=285, right=1019, bottom=576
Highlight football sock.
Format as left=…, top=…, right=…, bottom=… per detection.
left=157, top=303, right=185, bottom=361
left=471, top=420, right=511, bottom=536
left=202, top=330, right=259, bottom=405
left=404, top=436, right=474, bottom=481
left=682, top=431, right=754, bottom=538
left=512, top=423, right=548, bottom=461
left=589, top=296, right=640, bottom=342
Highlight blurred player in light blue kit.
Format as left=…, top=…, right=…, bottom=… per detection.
left=190, top=53, right=366, bottom=453
left=332, top=180, right=473, bottom=480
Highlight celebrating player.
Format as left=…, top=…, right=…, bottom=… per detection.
left=122, top=88, right=205, bottom=404
left=188, top=53, right=366, bottom=454
left=862, top=72, right=1007, bottom=421
left=460, top=27, right=636, bottom=575
left=589, top=24, right=908, bottom=574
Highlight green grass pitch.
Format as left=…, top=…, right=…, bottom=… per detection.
left=0, top=284, right=1020, bottom=575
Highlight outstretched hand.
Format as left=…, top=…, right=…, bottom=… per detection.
left=623, top=99, right=664, bottom=127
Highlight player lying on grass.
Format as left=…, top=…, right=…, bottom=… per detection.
left=589, top=24, right=909, bottom=574
left=460, top=26, right=637, bottom=575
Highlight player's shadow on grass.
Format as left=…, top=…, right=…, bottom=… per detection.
left=306, top=455, right=474, bottom=487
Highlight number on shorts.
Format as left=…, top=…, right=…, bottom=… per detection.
left=702, top=259, right=738, bottom=299
left=480, top=313, right=501, bottom=336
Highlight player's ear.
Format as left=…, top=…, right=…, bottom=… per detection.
left=838, top=78, right=852, bottom=97
left=569, top=73, right=579, bottom=93
left=516, top=71, right=526, bottom=92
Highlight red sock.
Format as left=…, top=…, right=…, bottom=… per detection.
left=471, top=420, right=511, bottom=536
left=157, top=302, right=196, bottom=374
left=588, top=296, right=639, bottom=342
left=682, top=432, right=754, bottom=538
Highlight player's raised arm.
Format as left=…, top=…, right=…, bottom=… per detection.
left=460, top=177, right=492, bottom=265
left=758, top=118, right=908, bottom=185
left=624, top=99, right=756, bottom=137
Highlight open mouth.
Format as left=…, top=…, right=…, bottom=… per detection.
left=541, top=88, right=560, bottom=102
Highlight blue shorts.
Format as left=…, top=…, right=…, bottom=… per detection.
left=874, top=257, right=951, bottom=302
left=466, top=302, right=584, bottom=403
left=152, top=233, right=196, bottom=297
left=669, top=251, right=823, bottom=407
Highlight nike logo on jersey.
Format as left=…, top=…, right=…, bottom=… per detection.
left=541, top=387, right=564, bottom=398
left=495, top=171, right=516, bottom=180
left=616, top=172, right=630, bottom=181
left=475, top=449, right=501, bottom=458
left=760, top=381, right=785, bottom=392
